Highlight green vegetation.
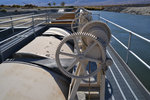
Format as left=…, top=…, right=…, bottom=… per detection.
left=0, top=9, right=7, bottom=13
left=0, top=2, right=71, bottom=9
left=48, top=3, right=51, bottom=7
left=0, top=3, right=150, bottom=10
left=53, top=2, right=56, bottom=6
left=12, top=4, right=21, bottom=8
left=84, top=6, right=104, bottom=10
left=0, top=4, right=5, bottom=7
left=61, top=2, right=65, bottom=6
left=24, top=4, right=37, bottom=8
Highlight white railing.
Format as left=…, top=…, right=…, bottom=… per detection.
left=0, top=13, right=48, bottom=62
left=0, top=11, right=76, bottom=62
left=0, top=13, right=34, bottom=21
left=99, top=16, right=150, bottom=70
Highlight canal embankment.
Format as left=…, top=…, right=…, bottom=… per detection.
left=85, top=4, right=150, bottom=16
left=103, top=6, right=150, bottom=15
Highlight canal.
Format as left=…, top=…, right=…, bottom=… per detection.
left=92, top=10, right=150, bottom=92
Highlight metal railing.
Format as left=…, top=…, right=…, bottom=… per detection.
left=0, top=11, right=76, bottom=62
left=98, top=16, right=150, bottom=70
left=0, top=13, right=34, bottom=21
left=0, top=13, right=49, bottom=62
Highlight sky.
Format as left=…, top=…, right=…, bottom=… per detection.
left=0, top=0, right=150, bottom=6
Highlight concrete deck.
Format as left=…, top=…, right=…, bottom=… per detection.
left=17, top=27, right=72, bottom=59
left=0, top=27, right=149, bottom=100
left=0, top=63, right=69, bottom=100
left=0, top=27, right=73, bottom=100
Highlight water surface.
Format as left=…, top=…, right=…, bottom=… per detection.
left=92, top=11, right=150, bottom=91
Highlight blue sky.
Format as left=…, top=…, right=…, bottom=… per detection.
left=0, top=0, right=150, bottom=6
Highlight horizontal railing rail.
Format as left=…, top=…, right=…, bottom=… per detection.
left=0, top=12, right=49, bottom=62
left=14, top=21, right=32, bottom=27
left=0, top=27, right=11, bottom=33
left=0, top=26, right=32, bottom=45
left=99, top=16, right=150, bottom=70
left=100, top=17, right=150, bottom=43
left=0, top=13, right=34, bottom=20
left=0, top=11, right=75, bottom=62
left=0, top=13, right=46, bottom=25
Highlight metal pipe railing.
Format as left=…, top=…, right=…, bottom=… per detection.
left=0, top=13, right=48, bottom=42
left=0, top=17, right=46, bottom=45
left=34, top=21, right=46, bottom=27
left=0, top=26, right=32, bottom=45
left=32, top=16, right=35, bottom=37
left=0, top=27, right=11, bottom=33
left=0, top=12, right=72, bottom=25
left=10, top=16, right=14, bottom=34
left=126, top=33, right=132, bottom=63
left=0, top=11, right=72, bottom=37
left=100, top=16, right=150, bottom=43
left=14, top=20, right=31, bottom=27
left=0, top=13, right=34, bottom=20
left=99, top=15, right=150, bottom=70
left=0, top=13, right=46, bottom=25
left=0, top=11, right=77, bottom=62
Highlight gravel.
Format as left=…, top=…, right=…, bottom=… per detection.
left=104, top=6, right=150, bottom=16
left=121, top=6, right=150, bottom=15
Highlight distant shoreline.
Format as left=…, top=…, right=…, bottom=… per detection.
left=0, top=5, right=150, bottom=17
left=85, top=4, right=150, bottom=16
left=103, top=6, right=150, bottom=16
left=0, top=7, right=74, bottom=17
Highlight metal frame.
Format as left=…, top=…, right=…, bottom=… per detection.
left=67, top=9, right=107, bottom=100
left=1, top=8, right=149, bottom=99
left=0, top=11, right=77, bottom=62
left=0, top=13, right=34, bottom=20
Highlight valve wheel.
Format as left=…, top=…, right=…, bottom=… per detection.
left=71, top=12, right=89, bottom=33
left=55, top=32, right=106, bottom=79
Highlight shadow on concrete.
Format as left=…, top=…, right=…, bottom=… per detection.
left=105, top=78, right=113, bottom=100
left=5, top=55, right=71, bottom=99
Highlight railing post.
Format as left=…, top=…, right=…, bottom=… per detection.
left=32, top=16, right=36, bottom=37
left=10, top=16, right=14, bottom=34
left=98, top=13, right=100, bottom=20
left=126, top=32, right=132, bottom=63
left=45, top=13, right=48, bottom=24
left=48, top=12, right=50, bottom=23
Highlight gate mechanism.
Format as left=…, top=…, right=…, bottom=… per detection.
left=71, top=8, right=92, bottom=33
left=56, top=8, right=113, bottom=100
left=56, top=32, right=106, bottom=79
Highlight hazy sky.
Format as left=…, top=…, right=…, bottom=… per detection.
left=0, top=0, right=150, bottom=6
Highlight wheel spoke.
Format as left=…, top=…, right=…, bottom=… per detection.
left=84, top=42, right=97, bottom=55
left=79, top=61, right=89, bottom=75
left=72, top=26, right=78, bottom=28
left=66, top=58, right=79, bottom=71
left=80, top=23, right=86, bottom=26
left=59, top=52, right=77, bottom=58
left=73, top=38, right=81, bottom=54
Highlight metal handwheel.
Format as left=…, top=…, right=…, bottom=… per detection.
left=55, top=32, right=106, bottom=79
left=71, top=12, right=89, bottom=33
